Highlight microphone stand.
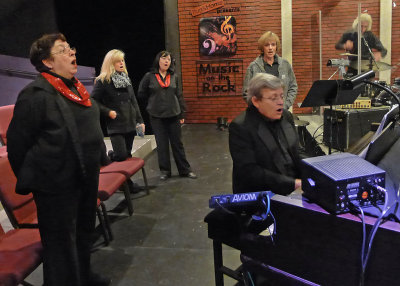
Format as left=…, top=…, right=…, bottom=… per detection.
left=328, top=65, right=347, bottom=80
left=362, top=36, right=379, bottom=71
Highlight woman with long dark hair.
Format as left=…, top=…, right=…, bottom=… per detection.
left=138, top=51, right=196, bottom=180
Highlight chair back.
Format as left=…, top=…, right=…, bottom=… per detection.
left=0, top=105, right=14, bottom=145
left=0, top=146, right=7, bottom=158
left=0, top=157, right=37, bottom=228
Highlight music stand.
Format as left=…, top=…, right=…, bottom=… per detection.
left=301, top=79, right=363, bottom=154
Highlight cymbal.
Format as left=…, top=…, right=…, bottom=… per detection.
left=350, top=60, right=392, bottom=72
left=340, top=53, right=358, bottom=57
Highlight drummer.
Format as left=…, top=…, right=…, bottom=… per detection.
left=335, top=13, right=387, bottom=76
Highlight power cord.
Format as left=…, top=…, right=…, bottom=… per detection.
left=350, top=184, right=391, bottom=286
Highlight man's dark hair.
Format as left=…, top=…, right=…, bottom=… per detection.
left=30, top=33, right=67, bottom=72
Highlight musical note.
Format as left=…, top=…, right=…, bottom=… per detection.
left=202, top=39, right=216, bottom=55
left=221, top=16, right=234, bottom=41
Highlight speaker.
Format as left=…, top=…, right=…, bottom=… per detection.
left=323, top=107, right=390, bottom=151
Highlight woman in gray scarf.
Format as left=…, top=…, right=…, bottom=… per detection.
left=92, top=49, right=145, bottom=162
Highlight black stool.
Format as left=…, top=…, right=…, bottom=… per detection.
left=204, top=209, right=246, bottom=286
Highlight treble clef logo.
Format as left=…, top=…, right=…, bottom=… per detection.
left=221, top=16, right=234, bottom=41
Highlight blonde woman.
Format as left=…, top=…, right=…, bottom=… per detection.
left=335, top=13, right=387, bottom=72
left=243, top=31, right=297, bottom=110
left=92, top=49, right=144, bottom=162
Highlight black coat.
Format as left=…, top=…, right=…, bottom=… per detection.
left=137, top=72, right=186, bottom=119
left=91, top=79, right=143, bottom=134
left=335, top=30, right=387, bottom=60
left=229, top=106, right=301, bottom=195
left=7, top=74, right=104, bottom=195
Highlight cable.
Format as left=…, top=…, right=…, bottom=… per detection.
left=312, top=123, right=324, bottom=140
left=350, top=183, right=400, bottom=286
left=246, top=271, right=255, bottom=286
left=349, top=202, right=366, bottom=286
left=358, top=185, right=389, bottom=286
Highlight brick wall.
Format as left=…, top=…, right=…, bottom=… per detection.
left=293, top=0, right=381, bottom=113
left=177, top=0, right=385, bottom=122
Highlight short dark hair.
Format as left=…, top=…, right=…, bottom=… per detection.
left=151, top=50, right=175, bottom=74
left=30, top=33, right=67, bottom=72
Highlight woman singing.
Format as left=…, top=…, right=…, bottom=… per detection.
left=138, top=51, right=197, bottom=181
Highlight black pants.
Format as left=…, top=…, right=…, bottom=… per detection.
left=33, top=175, right=98, bottom=286
left=150, top=116, right=191, bottom=175
left=109, top=132, right=135, bottom=161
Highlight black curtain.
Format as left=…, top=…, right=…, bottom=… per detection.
left=55, top=0, right=165, bottom=134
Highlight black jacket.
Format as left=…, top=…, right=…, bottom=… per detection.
left=91, top=79, right=143, bottom=134
left=137, top=72, right=186, bottom=119
left=335, top=30, right=387, bottom=60
left=7, top=74, right=104, bottom=194
left=229, top=106, right=301, bottom=195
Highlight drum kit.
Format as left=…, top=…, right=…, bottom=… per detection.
left=329, top=53, right=398, bottom=106
left=338, top=53, right=393, bottom=72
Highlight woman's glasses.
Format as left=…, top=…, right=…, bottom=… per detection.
left=51, top=44, right=76, bottom=55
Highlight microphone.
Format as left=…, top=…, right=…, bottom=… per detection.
left=341, top=70, right=375, bottom=90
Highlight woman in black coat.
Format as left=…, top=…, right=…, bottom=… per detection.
left=138, top=51, right=196, bottom=180
left=7, top=33, right=110, bottom=286
left=92, top=49, right=145, bottom=162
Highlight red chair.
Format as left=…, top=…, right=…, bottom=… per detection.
left=98, top=172, right=133, bottom=216
left=0, top=157, right=38, bottom=228
left=0, top=146, right=7, bottom=158
left=100, top=157, right=149, bottom=195
left=0, top=157, right=110, bottom=245
left=0, top=105, right=14, bottom=146
left=96, top=198, right=113, bottom=245
left=0, top=225, right=43, bottom=286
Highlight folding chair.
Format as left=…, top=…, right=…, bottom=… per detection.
left=0, top=157, right=37, bottom=228
left=0, top=105, right=14, bottom=146
left=0, top=224, right=43, bottom=286
left=0, top=146, right=7, bottom=158
left=100, top=157, right=149, bottom=195
left=98, top=172, right=133, bottom=216
left=0, top=157, right=110, bottom=244
left=96, top=198, right=114, bottom=245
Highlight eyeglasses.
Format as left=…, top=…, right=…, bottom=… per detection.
left=261, top=95, right=284, bottom=102
left=51, top=44, right=76, bottom=55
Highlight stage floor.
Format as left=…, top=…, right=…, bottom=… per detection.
left=0, top=115, right=349, bottom=286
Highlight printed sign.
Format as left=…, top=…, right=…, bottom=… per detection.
left=196, top=59, right=243, bottom=97
left=199, top=16, right=237, bottom=56
left=191, top=0, right=224, bottom=17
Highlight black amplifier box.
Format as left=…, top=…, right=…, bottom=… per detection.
left=323, top=106, right=389, bottom=150
left=301, top=153, right=385, bottom=214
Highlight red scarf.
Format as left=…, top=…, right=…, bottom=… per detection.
left=41, top=72, right=92, bottom=107
left=155, top=73, right=171, bottom=88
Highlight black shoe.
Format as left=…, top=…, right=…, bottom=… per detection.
left=159, top=174, right=171, bottom=181
left=180, top=172, right=197, bottom=179
left=88, top=272, right=111, bottom=286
